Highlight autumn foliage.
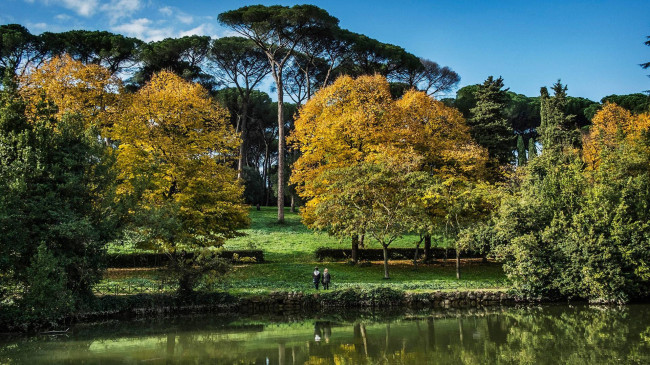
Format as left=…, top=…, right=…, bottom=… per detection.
left=19, top=55, right=122, bottom=128
left=290, top=75, right=489, bottom=278
left=583, top=102, right=650, bottom=169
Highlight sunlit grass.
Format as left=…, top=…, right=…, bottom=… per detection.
left=100, top=206, right=508, bottom=295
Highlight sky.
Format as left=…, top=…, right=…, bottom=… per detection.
left=1, top=0, right=649, bottom=101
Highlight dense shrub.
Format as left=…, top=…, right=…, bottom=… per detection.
left=490, top=145, right=650, bottom=302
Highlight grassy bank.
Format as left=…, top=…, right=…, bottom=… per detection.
left=100, top=207, right=508, bottom=295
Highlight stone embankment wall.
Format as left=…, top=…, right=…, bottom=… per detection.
left=237, top=289, right=519, bottom=313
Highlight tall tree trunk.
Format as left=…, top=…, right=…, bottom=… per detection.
left=382, top=244, right=390, bottom=279
left=351, top=235, right=359, bottom=264
left=456, top=247, right=461, bottom=280
left=276, top=71, right=285, bottom=223
left=263, top=143, right=270, bottom=206
left=423, top=235, right=432, bottom=262
left=237, top=99, right=249, bottom=179
left=290, top=193, right=296, bottom=213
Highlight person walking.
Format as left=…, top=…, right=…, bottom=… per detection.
left=322, top=268, right=331, bottom=290
left=313, top=267, right=321, bottom=290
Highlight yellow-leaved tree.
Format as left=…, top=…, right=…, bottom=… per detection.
left=19, top=54, right=122, bottom=129
left=112, top=71, right=249, bottom=295
left=583, top=102, right=650, bottom=169
left=290, top=75, right=490, bottom=279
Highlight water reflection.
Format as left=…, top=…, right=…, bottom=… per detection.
left=1, top=304, right=649, bottom=364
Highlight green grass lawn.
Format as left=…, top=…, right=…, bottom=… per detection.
left=223, top=206, right=445, bottom=262
left=100, top=206, right=508, bottom=295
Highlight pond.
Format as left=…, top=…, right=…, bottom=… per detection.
left=1, top=304, right=649, bottom=364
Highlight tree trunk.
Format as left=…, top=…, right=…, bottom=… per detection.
left=382, top=244, right=390, bottom=279
left=351, top=235, right=359, bottom=264
left=423, top=235, right=432, bottom=262
left=413, top=242, right=420, bottom=269
left=276, top=72, right=285, bottom=223
left=237, top=99, right=249, bottom=179
left=262, top=140, right=269, bottom=207
left=290, top=194, right=296, bottom=213
left=456, top=247, right=461, bottom=280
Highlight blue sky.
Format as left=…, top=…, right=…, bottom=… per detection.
left=1, top=0, right=649, bottom=101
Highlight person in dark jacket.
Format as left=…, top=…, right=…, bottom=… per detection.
left=322, top=268, right=331, bottom=290
left=313, top=267, right=321, bottom=290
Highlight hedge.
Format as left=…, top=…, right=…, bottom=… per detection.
left=314, top=247, right=483, bottom=261
left=106, top=250, right=264, bottom=268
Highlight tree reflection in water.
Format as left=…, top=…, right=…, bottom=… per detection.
left=1, top=305, right=649, bottom=364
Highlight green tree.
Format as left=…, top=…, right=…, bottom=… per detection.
left=600, top=93, right=650, bottom=115
left=310, top=163, right=425, bottom=279
left=468, top=76, right=514, bottom=166
left=516, top=134, right=527, bottom=166
left=0, top=87, right=119, bottom=310
left=40, top=30, right=142, bottom=75
left=538, top=80, right=580, bottom=152
left=489, top=104, right=650, bottom=302
left=210, top=36, right=270, bottom=178
left=528, top=137, right=538, bottom=160
left=0, top=24, right=42, bottom=79
left=219, top=4, right=339, bottom=223
left=129, top=35, right=213, bottom=90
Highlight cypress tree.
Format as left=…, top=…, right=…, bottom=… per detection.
left=468, top=76, right=514, bottom=165
left=517, top=134, right=527, bottom=166
left=538, top=80, right=580, bottom=153
left=528, top=137, right=538, bottom=160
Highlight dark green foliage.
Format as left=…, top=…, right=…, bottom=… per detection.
left=468, top=76, right=514, bottom=165
left=0, top=88, right=119, bottom=308
left=600, top=93, right=650, bottom=114
left=449, top=84, right=480, bottom=118
left=0, top=24, right=41, bottom=78
left=242, top=166, right=265, bottom=205
left=504, top=92, right=540, bottom=139
left=516, top=135, right=527, bottom=166
left=528, top=137, right=538, bottom=160
left=20, top=244, right=75, bottom=324
left=128, top=35, right=214, bottom=90
left=490, top=138, right=650, bottom=302
left=566, top=96, right=598, bottom=127
left=538, top=81, right=581, bottom=152
left=39, top=30, right=142, bottom=74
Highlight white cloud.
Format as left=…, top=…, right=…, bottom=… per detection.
left=55, top=13, right=72, bottom=21
left=176, top=14, right=193, bottom=25
left=57, top=0, right=100, bottom=17
left=100, top=0, right=143, bottom=23
left=28, top=22, right=48, bottom=31
left=159, top=6, right=173, bottom=16
left=179, top=23, right=214, bottom=37
left=112, top=18, right=174, bottom=42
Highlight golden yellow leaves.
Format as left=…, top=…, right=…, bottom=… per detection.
left=291, top=74, right=486, bottom=194
left=290, top=74, right=488, bottom=230
left=583, top=102, right=650, bottom=169
left=19, top=55, right=122, bottom=128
